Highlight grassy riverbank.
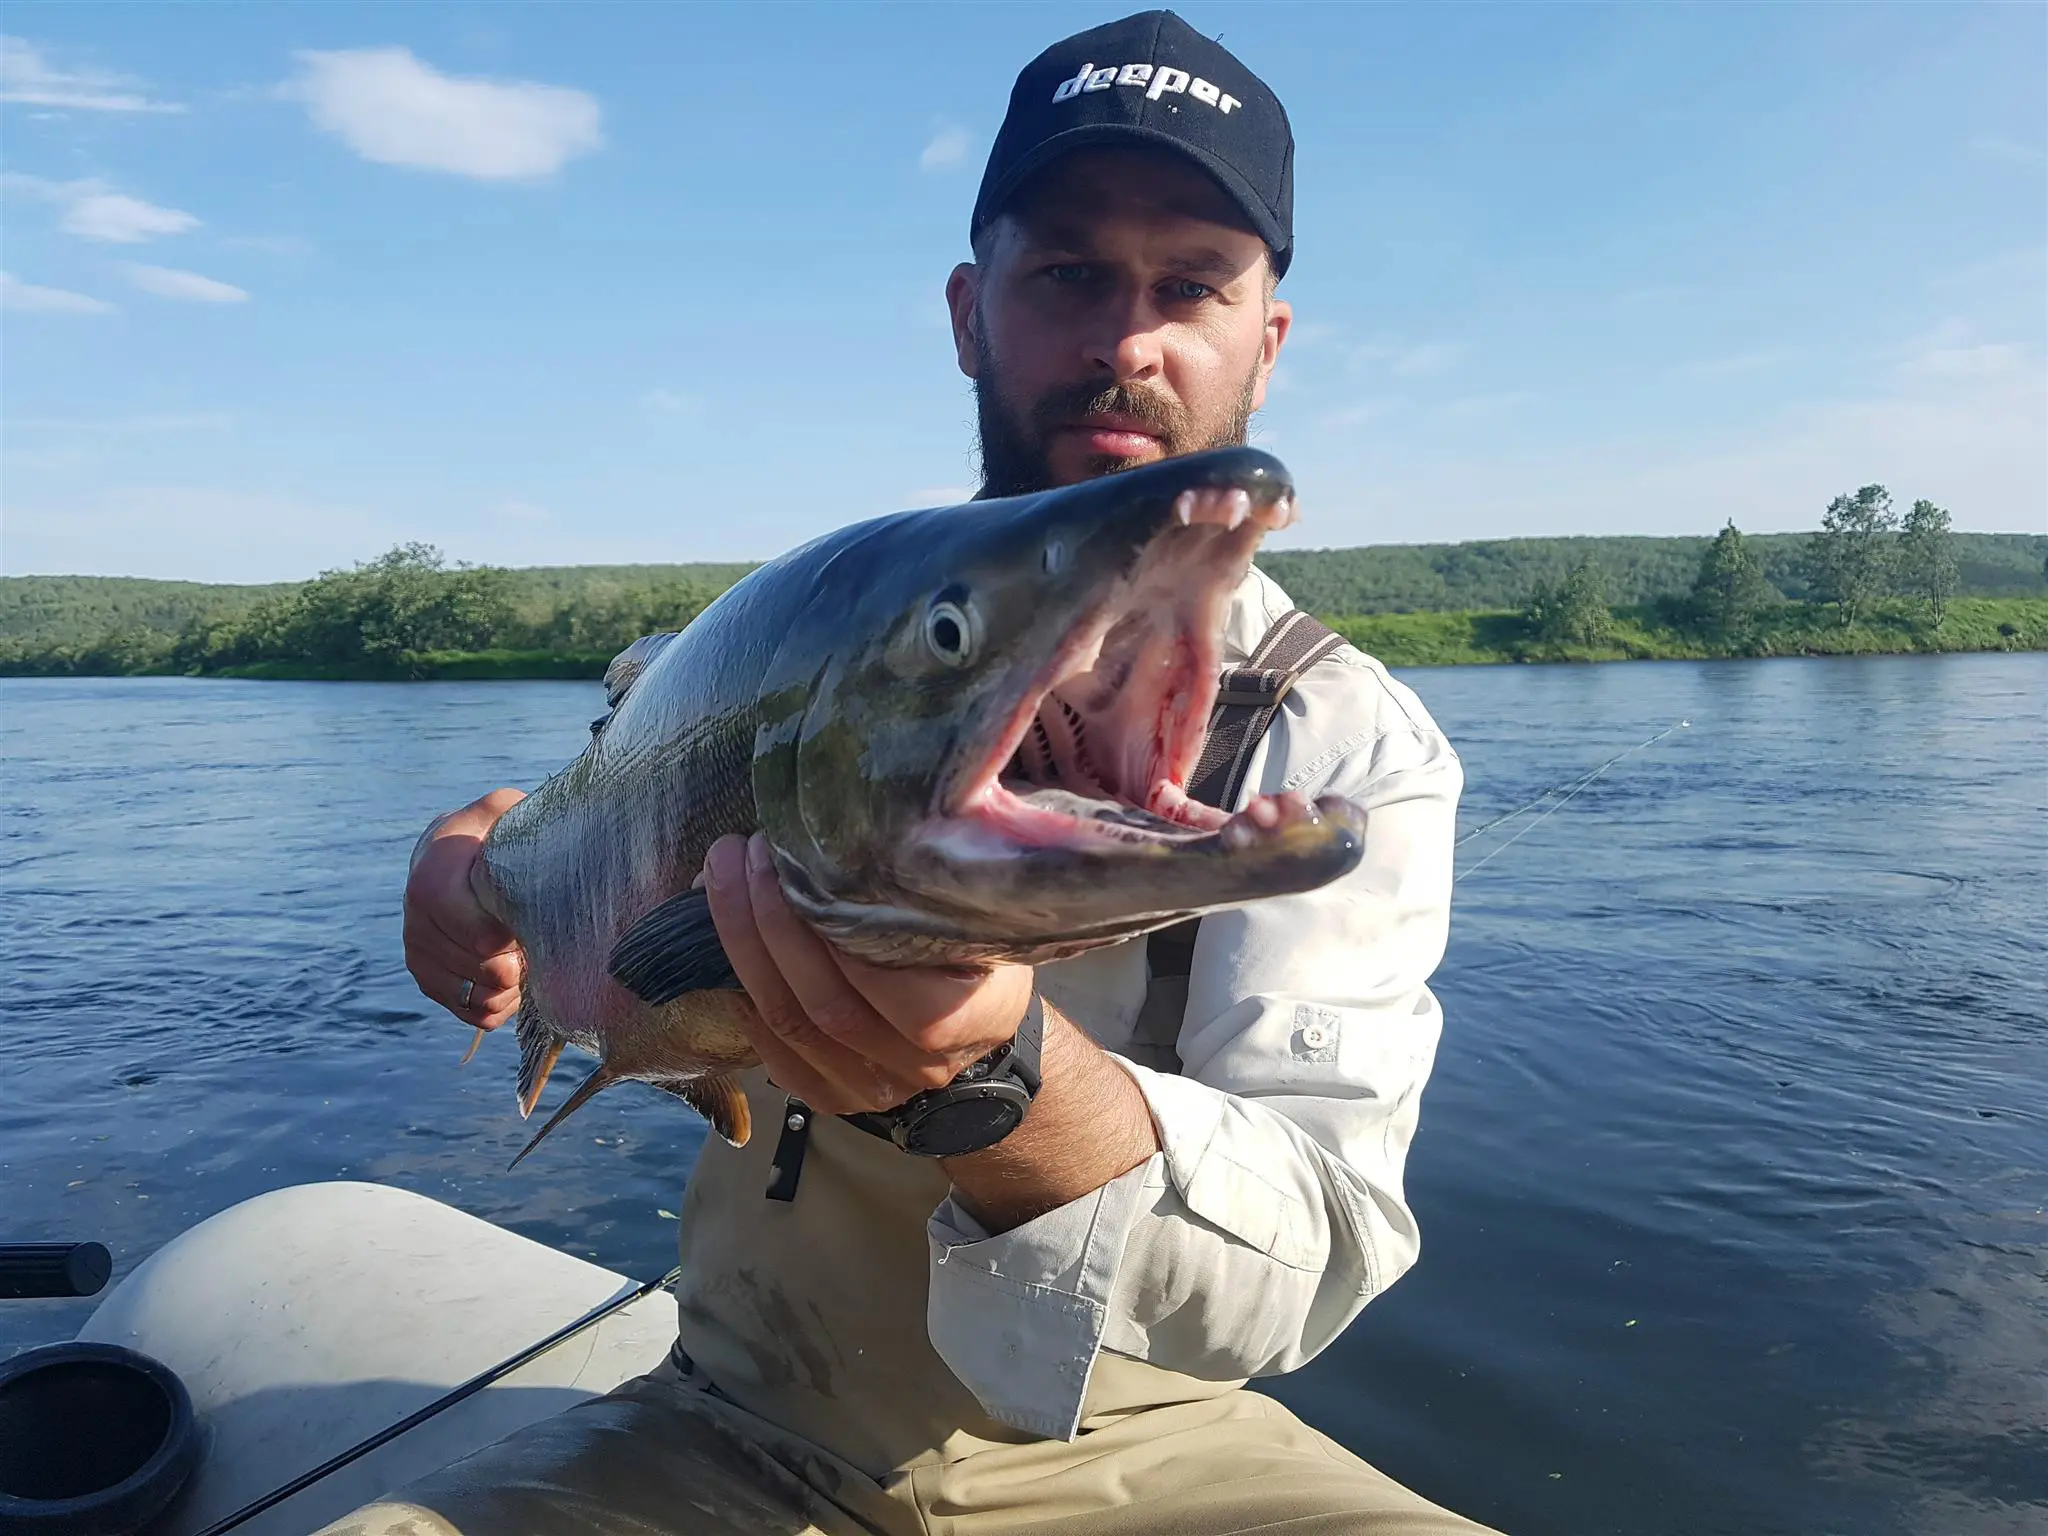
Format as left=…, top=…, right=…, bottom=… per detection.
left=1330, top=597, right=2048, bottom=666
left=8, top=599, right=2039, bottom=680
left=212, top=648, right=618, bottom=681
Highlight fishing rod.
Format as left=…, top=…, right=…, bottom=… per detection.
left=189, top=1262, right=684, bottom=1536
left=185, top=722, right=1690, bottom=1531
left=1454, top=719, right=1690, bottom=881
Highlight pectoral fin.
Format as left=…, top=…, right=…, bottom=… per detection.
left=654, top=1073, right=752, bottom=1148
left=607, top=887, right=740, bottom=1005
left=508, top=1065, right=616, bottom=1171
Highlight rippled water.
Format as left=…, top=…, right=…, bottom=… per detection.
left=3, top=655, right=2043, bottom=1536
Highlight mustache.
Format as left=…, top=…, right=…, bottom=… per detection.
left=1026, top=380, right=1192, bottom=445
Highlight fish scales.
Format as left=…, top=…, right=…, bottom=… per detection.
left=474, top=449, right=1371, bottom=1166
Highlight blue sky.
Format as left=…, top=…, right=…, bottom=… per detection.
left=2, top=3, right=2042, bottom=583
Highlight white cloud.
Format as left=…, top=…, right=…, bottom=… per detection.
left=1968, top=133, right=2045, bottom=167
left=641, top=388, right=701, bottom=415
left=1317, top=398, right=1391, bottom=430
left=0, top=270, right=114, bottom=314
left=286, top=47, right=602, bottom=181
left=1686, top=348, right=1798, bottom=378
left=1349, top=339, right=1465, bottom=378
left=920, top=124, right=971, bottom=173
left=0, top=485, right=401, bottom=581
left=0, top=35, right=182, bottom=113
left=66, top=188, right=198, bottom=243
left=3, top=175, right=199, bottom=243
left=489, top=498, right=552, bottom=524
left=5, top=411, right=232, bottom=434
left=126, top=264, right=249, bottom=303
left=1273, top=325, right=2046, bottom=546
left=1438, top=391, right=1528, bottom=420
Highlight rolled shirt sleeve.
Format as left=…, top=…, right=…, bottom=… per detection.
left=926, top=630, right=1463, bottom=1439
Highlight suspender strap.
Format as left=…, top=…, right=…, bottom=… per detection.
left=1147, top=610, right=1346, bottom=983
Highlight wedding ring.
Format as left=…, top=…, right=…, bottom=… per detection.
left=459, top=977, right=476, bottom=1010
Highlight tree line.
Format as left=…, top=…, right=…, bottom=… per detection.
left=1523, top=486, right=1974, bottom=651
left=0, top=546, right=736, bottom=677
left=1, top=489, right=2037, bottom=677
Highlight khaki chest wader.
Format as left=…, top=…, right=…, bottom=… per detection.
left=670, top=612, right=1347, bottom=1481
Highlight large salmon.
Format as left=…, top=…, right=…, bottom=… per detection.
left=477, top=447, right=1365, bottom=1165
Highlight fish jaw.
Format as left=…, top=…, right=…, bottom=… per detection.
left=773, top=446, right=1364, bottom=963
left=885, top=791, right=1365, bottom=965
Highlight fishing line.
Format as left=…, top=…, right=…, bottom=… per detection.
left=189, top=1263, right=684, bottom=1536
left=1455, top=719, right=1690, bottom=881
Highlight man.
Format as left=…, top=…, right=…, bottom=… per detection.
left=341, top=12, right=1494, bottom=1534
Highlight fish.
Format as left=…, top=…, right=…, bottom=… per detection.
left=475, top=446, right=1368, bottom=1167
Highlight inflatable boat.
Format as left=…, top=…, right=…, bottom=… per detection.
left=1, top=1182, right=678, bottom=1535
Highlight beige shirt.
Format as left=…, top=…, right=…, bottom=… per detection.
left=924, top=566, right=1465, bottom=1439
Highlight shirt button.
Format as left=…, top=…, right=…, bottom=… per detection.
left=1300, top=1026, right=1328, bottom=1049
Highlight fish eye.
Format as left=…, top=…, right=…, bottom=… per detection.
left=924, top=598, right=975, bottom=668
left=1042, top=539, right=1066, bottom=576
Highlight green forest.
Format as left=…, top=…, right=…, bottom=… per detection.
left=3, top=490, right=2043, bottom=678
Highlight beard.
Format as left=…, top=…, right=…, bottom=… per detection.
left=969, top=315, right=1259, bottom=500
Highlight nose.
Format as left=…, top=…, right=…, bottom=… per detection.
left=1081, top=296, right=1165, bottom=383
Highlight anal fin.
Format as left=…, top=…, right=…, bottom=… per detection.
left=608, top=886, right=741, bottom=1005
left=654, top=1073, right=752, bottom=1149
left=508, top=1065, right=617, bottom=1171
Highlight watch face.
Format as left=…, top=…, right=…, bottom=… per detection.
left=905, top=1092, right=1027, bottom=1157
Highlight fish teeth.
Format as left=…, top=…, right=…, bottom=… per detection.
left=1172, top=486, right=1260, bottom=531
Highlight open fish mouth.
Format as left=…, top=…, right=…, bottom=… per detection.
left=928, top=475, right=1343, bottom=865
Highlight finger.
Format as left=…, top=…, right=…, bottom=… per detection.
left=829, top=948, right=1018, bottom=1067
left=404, top=932, right=522, bottom=1030
left=408, top=838, right=515, bottom=958
left=403, top=923, right=524, bottom=1006
left=406, top=926, right=524, bottom=997
left=439, top=969, right=516, bottom=1022
left=702, top=835, right=908, bottom=1113
left=741, top=833, right=949, bottom=1086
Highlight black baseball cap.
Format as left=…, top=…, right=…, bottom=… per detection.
left=971, top=10, right=1296, bottom=277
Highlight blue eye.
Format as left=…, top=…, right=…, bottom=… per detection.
left=1167, top=279, right=1213, bottom=301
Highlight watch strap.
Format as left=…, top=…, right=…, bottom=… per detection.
left=842, top=991, right=1044, bottom=1155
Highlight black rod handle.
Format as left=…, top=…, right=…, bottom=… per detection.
left=0, top=1242, right=113, bottom=1299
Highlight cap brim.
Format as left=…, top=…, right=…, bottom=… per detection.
left=975, top=123, right=1291, bottom=275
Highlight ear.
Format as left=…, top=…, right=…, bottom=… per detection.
left=945, top=262, right=981, bottom=380
left=1249, top=294, right=1291, bottom=412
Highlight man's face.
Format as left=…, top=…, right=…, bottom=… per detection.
left=946, top=146, right=1291, bottom=499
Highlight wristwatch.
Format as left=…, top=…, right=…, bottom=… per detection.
left=843, top=992, right=1044, bottom=1158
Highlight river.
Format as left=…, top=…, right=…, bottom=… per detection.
left=2, top=654, right=2042, bottom=1536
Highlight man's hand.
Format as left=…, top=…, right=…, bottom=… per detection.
left=702, top=830, right=1160, bottom=1232
left=403, top=788, right=528, bottom=1032
left=700, top=831, right=1032, bottom=1116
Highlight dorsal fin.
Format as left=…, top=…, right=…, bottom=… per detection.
left=601, top=630, right=681, bottom=710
